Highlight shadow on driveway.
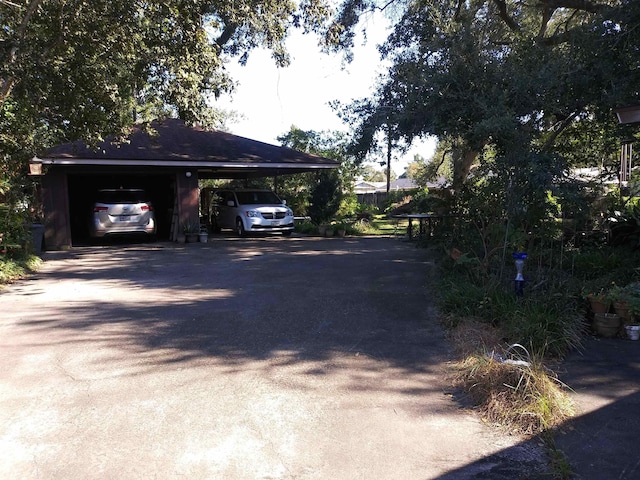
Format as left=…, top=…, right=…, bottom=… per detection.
left=15, top=237, right=445, bottom=374
left=0, top=236, right=553, bottom=479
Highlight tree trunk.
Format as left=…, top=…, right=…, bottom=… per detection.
left=452, top=147, right=478, bottom=191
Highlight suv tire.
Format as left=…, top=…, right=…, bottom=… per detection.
left=235, top=218, right=246, bottom=237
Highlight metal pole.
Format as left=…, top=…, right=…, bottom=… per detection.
left=386, top=122, right=391, bottom=193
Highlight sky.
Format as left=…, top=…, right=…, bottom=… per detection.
left=214, top=15, right=436, bottom=176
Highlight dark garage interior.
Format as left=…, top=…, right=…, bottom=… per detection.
left=67, top=173, right=176, bottom=245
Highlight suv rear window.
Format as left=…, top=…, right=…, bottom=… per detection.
left=96, top=189, right=148, bottom=204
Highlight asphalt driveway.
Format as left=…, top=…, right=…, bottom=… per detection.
left=0, top=235, right=547, bottom=479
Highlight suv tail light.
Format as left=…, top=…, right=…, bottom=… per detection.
left=94, top=206, right=108, bottom=212
left=141, top=204, right=152, bottom=211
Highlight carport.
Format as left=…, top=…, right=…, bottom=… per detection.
left=30, top=118, right=338, bottom=249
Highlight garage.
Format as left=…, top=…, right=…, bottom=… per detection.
left=66, top=173, right=175, bottom=244
left=30, top=118, right=339, bottom=250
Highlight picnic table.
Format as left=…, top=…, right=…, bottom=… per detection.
left=391, top=213, right=448, bottom=240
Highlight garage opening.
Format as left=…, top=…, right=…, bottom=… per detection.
left=67, top=173, right=175, bottom=245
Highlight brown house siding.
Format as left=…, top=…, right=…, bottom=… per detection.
left=42, top=170, right=72, bottom=250
left=175, top=171, right=200, bottom=239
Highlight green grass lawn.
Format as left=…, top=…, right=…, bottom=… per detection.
left=0, top=253, right=42, bottom=287
left=352, top=215, right=408, bottom=236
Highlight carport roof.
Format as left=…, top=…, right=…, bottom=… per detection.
left=33, top=118, right=339, bottom=178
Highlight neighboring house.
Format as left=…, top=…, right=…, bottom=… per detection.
left=354, top=181, right=386, bottom=195
left=355, top=177, right=448, bottom=207
left=570, top=167, right=620, bottom=186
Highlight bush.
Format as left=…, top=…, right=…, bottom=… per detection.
left=294, top=220, right=317, bottom=235
left=0, top=252, right=41, bottom=286
left=0, top=204, right=31, bottom=252
left=436, top=252, right=585, bottom=358
left=500, top=297, right=585, bottom=358
left=308, top=171, right=342, bottom=225
left=338, top=192, right=358, bottom=218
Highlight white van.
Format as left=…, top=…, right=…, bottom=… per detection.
left=212, top=190, right=294, bottom=236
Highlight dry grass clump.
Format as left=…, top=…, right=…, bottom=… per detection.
left=446, top=318, right=505, bottom=356
left=449, top=320, right=575, bottom=436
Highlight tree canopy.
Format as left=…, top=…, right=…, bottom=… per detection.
left=0, top=0, right=331, bottom=154
left=277, top=126, right=358, bottom=219
left=329, top=0, right=640, bottom=188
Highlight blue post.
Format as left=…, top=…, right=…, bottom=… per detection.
left=513, top=252, right=527, bottom=297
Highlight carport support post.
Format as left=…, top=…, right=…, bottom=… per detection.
left=175, top=170, right=200, bottom=241
left=41, top=170, right=72, bottom=250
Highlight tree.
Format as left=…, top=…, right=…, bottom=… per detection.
left=1, top=0, right=331, bottom=151
left=277, top=126, right=357, bottom=217
left=327, top=0, right=640, bottom=189
left=405, top=153, right=435, bottom=187
left=307, top=170, right=343, bottom=225
left=360, top=165, right=386, bottom=183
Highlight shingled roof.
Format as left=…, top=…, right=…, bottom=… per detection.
left=34, top=118, right=339, bottom=178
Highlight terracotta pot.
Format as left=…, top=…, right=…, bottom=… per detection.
left=589, top=299, right=610, bottom=314
left=613, top=301, right=632, bottom=321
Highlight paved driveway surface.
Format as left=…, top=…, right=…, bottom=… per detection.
left=0, top=236, right=547, bottom=479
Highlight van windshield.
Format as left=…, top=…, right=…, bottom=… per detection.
left=235, top=191, right=282, bottom=205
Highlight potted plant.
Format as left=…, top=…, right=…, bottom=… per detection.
left=334, top=221, right=348, bottom=237
left=182, top=219, right=200, bottom=243
left=624, top=294, right=640, bottom=340
left=625, top=322, right=640, bottom=340
left=608, top=284, right=631, bottom=321
left=610, top=282, right=640, bottom=322
left=582, top=288, right=610, bottom=314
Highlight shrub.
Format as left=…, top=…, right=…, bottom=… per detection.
left=337, top=192, right=358, bottom=218
left=308, top=170, right=342, bottom=225
left=0, top=252, right=41, bottom=286
left=436, top=253, right=585, bottom=358
left=500, top=298, right=585, bottom=358
left=294, top=220, right=317, bottom=235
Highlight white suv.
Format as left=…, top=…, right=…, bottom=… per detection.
left=212, top=189, right=294, bottom=236
left=91, top=188, right=156, bottom=239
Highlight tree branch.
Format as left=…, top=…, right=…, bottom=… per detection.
left=454, top=0, right=463, bottom=21
left=491, top=0, right=521, bottom=33
left=541, top=110, right=581, bottom=152
left=435, top=149, right=450, bottom=174
left=0, top=0, right=23, bottom=8
left=537, top=6, right=555, bottom=41
left=215, top=23, right=237, bottom=49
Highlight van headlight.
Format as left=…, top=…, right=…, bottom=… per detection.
left=286, top=208, right=293, bottom=217
left=245, top=210, right=260, bottom=218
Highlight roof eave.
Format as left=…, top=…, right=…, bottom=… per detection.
left=31, top=157, right=338, bottom=169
